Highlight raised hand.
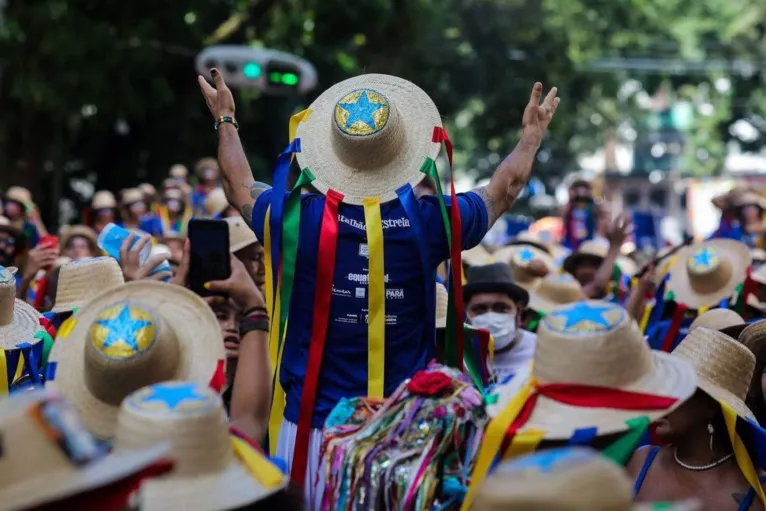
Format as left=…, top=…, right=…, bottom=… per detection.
left=197, top=68, right=236, bottom=120
left=521, top=82, right=560, bottom=147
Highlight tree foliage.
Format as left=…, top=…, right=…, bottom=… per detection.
left=1, top=0, right=765, bottom=227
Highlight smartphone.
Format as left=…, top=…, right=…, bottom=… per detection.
left=188, top=219, right=231, bottom=295
left=39, top=235, right=59, bottom=271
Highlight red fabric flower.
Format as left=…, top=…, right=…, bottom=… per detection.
left=407, top=370, right=453, bottom=397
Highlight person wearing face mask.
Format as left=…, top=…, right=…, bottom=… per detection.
left=157, top=188, right=192, bottom=238
left=191, top=157, right=222, bottom=217
left=463, top=262, right=534, bottom=383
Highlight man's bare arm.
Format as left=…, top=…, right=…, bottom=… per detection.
left=217, top=123, right=271, bottom=226
left=472, top=83, right=559, bottom=227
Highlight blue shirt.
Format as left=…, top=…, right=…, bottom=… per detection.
left=252, top=190, right=488, bottom=427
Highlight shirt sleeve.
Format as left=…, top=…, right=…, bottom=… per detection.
left=424, top=191, right=489, bottom=266
left=251, top=189, right=274, bottom=242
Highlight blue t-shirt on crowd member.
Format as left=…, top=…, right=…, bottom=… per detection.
left=253, top=190, right=489, bottom=428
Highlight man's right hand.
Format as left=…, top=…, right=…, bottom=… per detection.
left=607, top=213, right=634, bottom=248
left=24, top=243, right=59, bottom=279
left=198, top=68, right=236, bottom=120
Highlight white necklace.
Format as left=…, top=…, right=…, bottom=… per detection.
left=673, top=448, right=734, bottom=471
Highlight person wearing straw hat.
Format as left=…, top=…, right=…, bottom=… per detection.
left=3, top=185, right=44, bottom=248
left=562, top=214, right=635, bottom=300
left=205, top=187, right=239, bottom=219
left=0, top=388, right=172, bottom=511
left=688, top=308, right=749, bottom=339
left=226, top=215, right=266, bottom=292
left=739, top=320, right=766, bottom=427
left=492, top=243, right=556, bottom=290
left=60, top=225, right=99, bottom=261
left=474, top=447, right=700, bottom=511
left=120, top=187, right=162, bottom=236
left=89, top=190, right=118, bottom=235
left=154, top=188, right=193, bottom=239
left=192, top=157, right=222, bottom=217
left=462, top=300, right=697, bottom=509
left=526, top=271, right=585, bottom=319
left=111, top=381, right=288, bottom=511
left=630, top=327, right=766, bottom=510
left=666, top=239, right=751, bottom=311
left=0, top=265, right=46, bottom=392
left=464, top=262, right=534, bottom=382
left=45, top=280, right=225, bottom=440
left=51, top=257, right=125, bottom=315
left=199, top=69, right=559, bottom=493
left=732, top=191, right=766, bottom=249
left=0, top=215, right=27, bottom=287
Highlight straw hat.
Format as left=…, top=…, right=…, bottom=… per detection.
left=114, top=381, right=285, bottom=510
left=121, top=187, right=145, bottom=205
left=46, top=281, right=224, bottom=439
left=562, top=240, right=607, bottom=275
left=0, top=265, right=42, bottom=349
left=508, top=230, right=552, bottom=255
left=139, top=183, right=158, bottom=198
left=672, top=327, right=756, bottom=421
left=493, top=244, right=556, bottom=292
left=486, top=301, right=696, bottom=439
left=225, top=216, right=258, bottom=253
left=435, top=282, right=448, bottom=329
left=0, top=215, right=21, bottom=237
left=474, top=447, right=700, bottom=511
left=52, top=257, right=125, bottom=314
left=734, top=191, right=766, bottom=210
left=205, top=188, right=229, bottom=218
left=91, top=190, right=117, bottom=210
left=294, top=74, right=442, bottom=205
left=0, top=389, right=170, bottom=511
left=752, top=262, right=766, bottom=285
left=163, top=188, right=186, bottom=203
left=667, top=239, right=751, bottom=309
left=528, top=272, right=585, bottom=314
left=688, top=308, right=747, bottom=339
left=194, top=158, right=218, bottom=178
left=463, top=244, right=493, bottom=267
left=60, top=225, right=98, bottom=252
left=5, top=186, right=31, bottom=205
left=739, top=320, right=766, bottom=359
left=169, top=164, right=189, bottom=180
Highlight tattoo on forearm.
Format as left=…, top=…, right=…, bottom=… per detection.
left=244, top=181, right=270, bottom=201
left=241, top=203, right=254, bottom=226
left=474, top=185, right=500, bottom=226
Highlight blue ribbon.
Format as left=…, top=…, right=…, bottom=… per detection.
left=17, top=342, right=41, bottom=385
left=647, top=274, right=669, bottom=328
left=568, top=427, right=598, bottom=446
left=268, top=138, right=302, bottom=309
left=45, top=361, right=57, bottom=382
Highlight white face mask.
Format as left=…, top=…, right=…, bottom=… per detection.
left=470, top=312, right=518, bottom=350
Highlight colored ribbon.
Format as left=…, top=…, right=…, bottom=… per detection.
left=660, top=303, right=687, bottom=353
left=0, top=351, right=7, bottom=394
left=646, top=274, right=669, bottom=332
left=264, top=206, right=285, bottom=455
left=462, top=381, right=678, bottom=510
left=722, top=401, right=766, bottom=507
left=601, top=416, right=650, bottom=465
left=740, top=267, right=757, bottom=319
left=292, top=189, right=343, bottom=486
left=231, top=435, right=286, bottom=490
left=363, top=197, right=386, bottom=398
left=17, top=342, right=41, bottom=385
left=208, top=359, right=226, bottom=393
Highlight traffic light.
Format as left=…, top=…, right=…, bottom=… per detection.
left=195, top=45, right=317, bottom=95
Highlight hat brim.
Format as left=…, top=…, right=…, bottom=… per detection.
left=60, top=226, right=98, bottom=252
left=0, top=298, right=42, bottom=350
left=697, top=379, right=757, bottom=422
left=463, top=281, right=530, bottom=306
left=739, top=320, right=766, bottom=358
left=562, top=253, right=603, bottom=275
left=667, top=239, right=751, bottom=309
left=0, top=223, right=22, bottom=238
left=486, top=352, right=697, bottom=440
left=138, top=457, right=284, bottom=511
left=295, top=74, right=442, bottom=205
left=507, top=239, right=552, bottom=255
left=0, top=441, right=170, bottom=511
left=47, top=282, right=225, bottom=439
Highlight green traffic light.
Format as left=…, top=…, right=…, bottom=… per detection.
left=243, top=62, right=262, bottom=80
left=281, top=73, right=299, bottom=86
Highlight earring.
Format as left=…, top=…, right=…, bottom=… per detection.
left=708, top=423, right=715, bottom=456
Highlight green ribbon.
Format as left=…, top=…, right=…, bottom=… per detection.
left=34, top=330, right=54, bottom=369
left=602, top=415, right=650, bottom=465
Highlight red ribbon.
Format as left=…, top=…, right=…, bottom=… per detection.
left=433, top=127, right=465, bottom=370
left=742, top=267, right=756, bottom=320
left=208, top=359, right=226, bottom=393
left=661, top=303, right=687, bottom=353
left=39, top=317, right=56, bottom=338
left=292, top=189, right=343, bottom=486
left=502, top=383, right=678, bottom=449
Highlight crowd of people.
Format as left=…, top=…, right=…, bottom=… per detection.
left=1, top=68, right=766, bottom=510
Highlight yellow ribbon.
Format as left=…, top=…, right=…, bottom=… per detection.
left=698, top=305, right=710, bottom=315
left=461, top=379, right=537, bottom=510
left=639, top=300, right=654, bottom=333
left=722, top=401, right=766, bottom=507
left=230, top=436, right=285, bottom=490
left=501, top=429, right=545, bottom=460
left=363, top=197, right=385, bottom=398
left=12, top=351, right=24, bottom=383
left=288, top=109, right=312, bottom=145
left=0, top=351, right=8, bottom=395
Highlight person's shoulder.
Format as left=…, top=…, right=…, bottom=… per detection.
left=626, top=445, right=657, bottom=477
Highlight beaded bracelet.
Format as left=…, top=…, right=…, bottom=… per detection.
left=241, top=306, right=267, bottom=318
left=214, top=116, right=239, bottom=131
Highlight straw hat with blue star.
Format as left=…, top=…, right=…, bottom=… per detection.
left=46, top=281, right=224, bottom=439
left=667, top=239, right=750, bottom=309
left=113, top=381, right=285, bottom=511
left=295, top=74, right=443, bottom=205
left=485, top=300, right=696, bottom=439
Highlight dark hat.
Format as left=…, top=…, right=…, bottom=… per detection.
left=463, top=262, right=529, bottom=305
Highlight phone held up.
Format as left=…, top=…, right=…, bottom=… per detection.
left=188, top=219, right=231, bottom=296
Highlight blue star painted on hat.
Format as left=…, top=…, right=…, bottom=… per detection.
left=691, top=248, right=715, bottom=269
left=141, top=383, right=209, bottom=411
left=548, top=302, right=614, bottom=330
left=339, top=91, right=385, bottom=131
left=95, top=305, right=151, bottom=352
left=501, top=447, right=594, bottom=474
left=518, top=247, right=535, bottom=263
